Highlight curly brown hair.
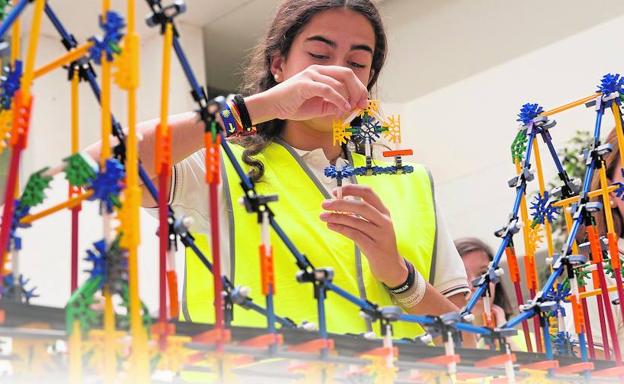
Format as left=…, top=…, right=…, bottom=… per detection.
left=236, top=0, right=388, bottom=182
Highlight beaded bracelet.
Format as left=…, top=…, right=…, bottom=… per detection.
left=219, top=102, right=239, bottom=137
left=233, top=94, right=253, bottom=130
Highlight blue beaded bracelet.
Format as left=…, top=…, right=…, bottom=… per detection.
left=220, top=103, right=239, bottom=137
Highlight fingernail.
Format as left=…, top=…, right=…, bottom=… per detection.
left=319, top=212, right=329, bottom=221
left=322, top=200, right=332, bottom=208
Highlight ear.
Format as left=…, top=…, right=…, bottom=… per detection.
left=270, top=53, right=285, bottom=83
left=610, top=190, right=619, bottom=207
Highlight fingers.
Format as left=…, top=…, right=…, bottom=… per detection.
left=322, top=197, right=385, bottom=227
left=311, top=65, right=369, bottom=110
left=320, top=211, right=377, bottom=236
left=308, top=71, right=349, bottom=101
left=304, top=81, right=351, bottom=114
left=331, top=185, right=390, bottom=216
left=326, top=222, right=375, bottom=248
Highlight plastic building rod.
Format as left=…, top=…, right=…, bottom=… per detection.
left=118, top=0, right=150, bottom=379
left=0, top=0, right=44, bottom=279
left=45, top=1, right=291, bottom=333
left=156, top=21, right=175, bottom=336
left=502, top=78, right=624, bottom=364
left=70, top=66, right=81, bottom=293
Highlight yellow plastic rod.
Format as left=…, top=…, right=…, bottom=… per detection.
left=20, top=191, right=94, bottom=225
left=10, top=16, right=20, bottom=65
left=531, top=137, right=555, bottom=259
left=103, top=287, right=116, bottom=383
left=34, top=42, right=93, bottom=79
left=100, top=60, right=112, bottom=166
left=515, top=159, right=539, bottom=290
left=612, top=103, right=624, bottom=169
left=599, top=166, right=616, bottom=234
left=21, top=0, right=46, bottom=100
left=159, top=23, right=172, bottom=137
left=542, top=93, right=601, bottom=117
left=124, top=0, right=149, bottom=379
left=69, top=320, right=82, bottom=384
left=100, top=2, right=112, bottom=167
left=102, top=0, right=110, bottom=15
left=562, top=208, right=580, bottom=255
left=71, top=69, right=79, bottom=154
left=580, top=284, right=618, bottom=299
left=553, top=185, right=618, bottom=208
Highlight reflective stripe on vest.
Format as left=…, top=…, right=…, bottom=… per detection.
left=182, top=141, right=437, bottom=338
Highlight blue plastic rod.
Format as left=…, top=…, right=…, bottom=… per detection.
left=0, top=0, right=29, bottom=40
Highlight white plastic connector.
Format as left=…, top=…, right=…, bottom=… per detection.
left=363, top=331, right=377, bottom=340
left=420, top=334, right=433, bottom=344
left=463, top=313, right=475, bottom=322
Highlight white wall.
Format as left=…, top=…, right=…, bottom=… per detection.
left=19, top=22, right=205, bottom=309
left=392, top=14, right=624, bottom=262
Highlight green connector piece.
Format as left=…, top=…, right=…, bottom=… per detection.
left=511, top=130, right=528, bottom=164
left=66, top=276, right=102, bottom=336
left=63, top=153, right=98, bottom=188
left=576, top=268, right=590, bottom=288
left=20, top=168, right=52, bottom=208
left=0, top=0, right=10, bottom=20
left=605, top=262, right=624, bottom=279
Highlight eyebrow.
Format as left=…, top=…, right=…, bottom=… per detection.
left=305, top=35, right=373, bottom=54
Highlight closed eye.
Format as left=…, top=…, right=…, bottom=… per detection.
left=349, top=61, right=366, bottom=69
left=309, top=52, right=329, bottom=60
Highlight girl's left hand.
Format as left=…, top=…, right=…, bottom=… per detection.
left=319, top=184, right=407, bottom=287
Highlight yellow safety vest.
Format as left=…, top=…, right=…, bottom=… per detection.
left=182, top=141, right=437, bottom=338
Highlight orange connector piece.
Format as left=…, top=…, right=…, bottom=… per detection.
left=166, top=270, right=179, bottom=319
left=520, top=360, right=559, bottom=370
left=525, top=256, right=538, bottom=290
left=192, top=328, right=232, bottom=345
left=569, top=295, right=585, bottom=335
left=239, top=333, right=283, bottom=348
left=474, top=353, right=516, bottom=369
left=155, top=124, right=172, bottom=175
left=418, top=354, right=461, bottom=366
left=608, top=232, right=620, bottom=269
left=382, top=149, right=413, bottom=158
left=10, top=91, right=33, bottom=150
left=505, top=246, right=520, bottom=283
left=358, top=346, right=398, bottom=359
left=555, top=362, right=594, bottom=375
left=586, top=226, right=603, bottom=263
left=289, top=338, right=335, bottom=353
left=204, top=133, right=221, bottom=184
left=260, top=244, right=275, bottom=296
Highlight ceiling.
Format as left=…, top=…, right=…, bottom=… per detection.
left=24, top=0, right=624, bottom=102
left=30, top=0, right=258, bottom=41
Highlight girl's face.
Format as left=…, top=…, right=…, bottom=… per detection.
left=462, top=250, right=496, bottom=304
left=271, top=8, right=376, bottom=132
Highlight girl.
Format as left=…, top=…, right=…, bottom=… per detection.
left=95, top=0, right=471, bottom=338
left=454, top=237, right=514, bottom=328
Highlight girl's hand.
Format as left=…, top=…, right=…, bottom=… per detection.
left=246, top=65, right=369, bottom=124
left=319, top=184, right=408, bottom=287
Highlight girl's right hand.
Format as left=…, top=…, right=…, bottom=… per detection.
left=246, top=65, right=370, bottom=124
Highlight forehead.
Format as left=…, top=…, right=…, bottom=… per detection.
left=297, top=8, right=376, bottom=47
left=462, top=250, right=490, bottom=267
